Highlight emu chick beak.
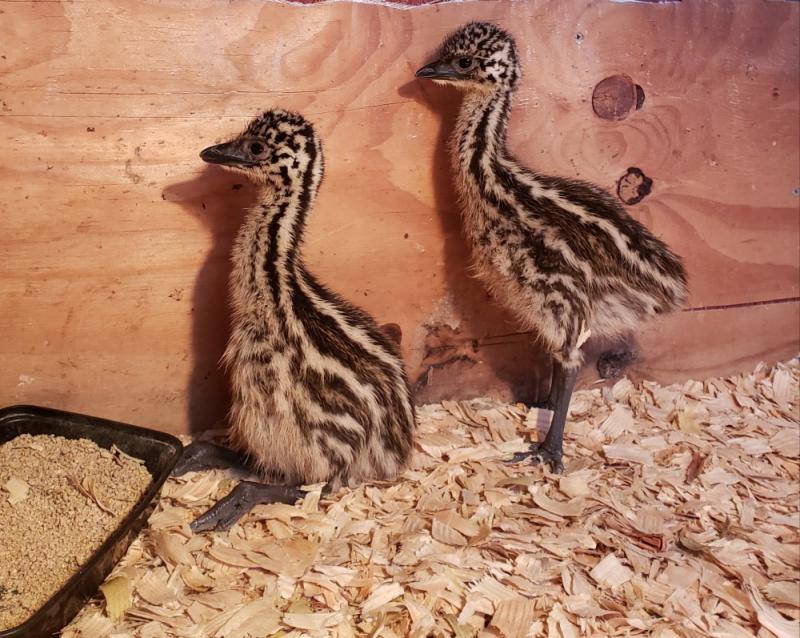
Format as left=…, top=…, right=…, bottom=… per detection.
left=415, top=60, right=459, bottom=81
left=200, top=142, right=256, bottom=167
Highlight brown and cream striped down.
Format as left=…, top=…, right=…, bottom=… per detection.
left=433, top=22, right=688, bottom=368
left=211, top=110, right=415, bottom=489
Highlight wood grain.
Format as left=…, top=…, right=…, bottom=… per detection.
left=1, top=0, right=797, bottom=434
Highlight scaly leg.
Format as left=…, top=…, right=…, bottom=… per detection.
left=512, top=360, right=578, bottom=473
left=192, top=481, right=307, bottom=532
left=171, top=441, right=249, bottom=476
left=529, top=362, right=558, bottom=411
left=544, top=360, right=561, bottom=412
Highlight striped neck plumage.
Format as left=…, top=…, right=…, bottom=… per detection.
left=261, top=141, right=323, bottom=272
left=453, top=86, right=513, bottom=188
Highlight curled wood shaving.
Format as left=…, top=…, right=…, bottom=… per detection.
left=602, top=444, right=652, bottom=465
left=111, top=445, right=146, bottom=466
left=66, top=611, right=116, bottom=638
left=685, top=451, right=708, bottom=483
left=83, top=476, right=116, bottom=515
left=362, top=583, right=405, bottom=616
left=590, top=553, right=633, bottom=589
left=282, top=610, right=345, bottom=630
left=134, top=570, right=178, bottom=606
left=66, top=474, right=114, bottom=515
left=546, top=602, right=579, bottom=638
left=763, top=581, right=800, bottom=607
left=152, top=531, right=192, bottom=566
left=605, top=513, right=666, bottom=553
left=489, top=597, right=535, bottom=638
left=532, top=486, right=585, bottom=518
left=746, top=581, right=800, bottom=638
left=99, top=576, right=131, bottom=622
left=216, top=599, right=281, bottom=636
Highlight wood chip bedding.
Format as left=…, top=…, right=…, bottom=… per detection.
left=63, top=359, right=799, bottom=637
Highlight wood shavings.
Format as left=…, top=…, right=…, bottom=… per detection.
left=69, top=475, right=116, bottom=516
left=99, top=576, right=132, bottom=622
left=546, top=603, right=579, bottom=638
left=558, top=474, right=590, bottom=498
left=489, top=597, right=535, bottom=638
left=764, top=581, right=800, bottom=607
left=685, top=451, right=708, bottom=483
left=216, top=599, right=281, bottom=636
left=771, top=427, right=800, bottom=458
left=362, top=582, right=405, bottom=616
left=67, top=611, right=116, bottom=637
left=283, top=610, right=345, bottom=630
left=134, top=569, right=179, bottom=606
left=600, top=405, right=634, bottom=439
left=532, top=486, right=585, bottom=518
left=63, top=359, right=800, bottom=637
left=590, top=553, right=633, bottom=589
left=676, top=408, right=702, bottom=435
left=746, top=581, right=800, bottom=638
left=602, top=443, right=653, bottom=465
left=152, top=531, right=192, bottom=566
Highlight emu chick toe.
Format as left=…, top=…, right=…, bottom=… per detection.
left=172, top=442, right=247, bottom=477
left=191, top=481, right=307, bottom=532
left=511, top=443, right=565, bottom=474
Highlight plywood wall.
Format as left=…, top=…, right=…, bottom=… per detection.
left=1, top=0, right=798, bottom=434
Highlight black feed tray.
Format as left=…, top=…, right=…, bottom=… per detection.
left=0, top=405, right=183, bottom=638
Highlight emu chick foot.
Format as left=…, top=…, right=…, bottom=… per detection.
left=172, top=441, right=248, bottom=476
left=511, top=443, right=565, bottom=474
left=192, top=480, right=307, bottom=532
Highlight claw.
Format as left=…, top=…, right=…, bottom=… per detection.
left=509, top=443, right=564, bottom=474
left=510, top=450, right=534, bottom=463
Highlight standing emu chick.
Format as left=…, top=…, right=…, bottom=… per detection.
left=176, top=110, right=415, bottom=530
left=416, top=23, right=687, bottom=472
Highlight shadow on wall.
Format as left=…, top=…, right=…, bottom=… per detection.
left=163, top=168, right=258, bottom=435
left=397, top=78, right=552, bottom=406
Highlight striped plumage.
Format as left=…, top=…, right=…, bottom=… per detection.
left=179, top=110, right=414, bottom=530
left=417, top=23, right=687, bottom=471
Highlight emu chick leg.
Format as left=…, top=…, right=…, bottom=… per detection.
left=513, top=361, right=578, bottom=473
left=172, top=441, right=249, bottom=476
left=528, top=363, right=558, bottom=411
left=192, top=481, right=307, bottom=532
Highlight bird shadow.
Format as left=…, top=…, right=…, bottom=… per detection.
left=397, top=79, right=551, bottom=405
left=162, top=168, right=258, bottom=435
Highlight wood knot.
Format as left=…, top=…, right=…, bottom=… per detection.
left=617, top=167, right=653, bottom=205
left=592, top=75, right=645, bottom=121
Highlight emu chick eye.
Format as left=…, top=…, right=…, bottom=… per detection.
left=250, top=142, right=264, bottom=155
left=457, top=57, right=472, bottom=70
